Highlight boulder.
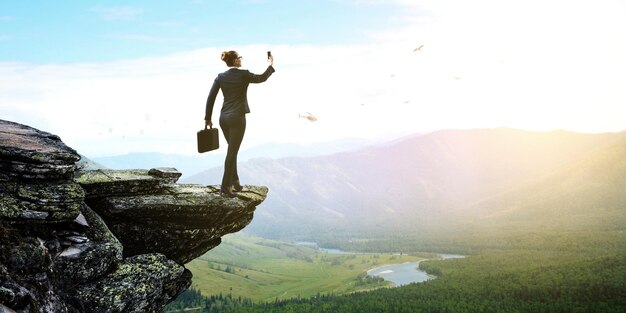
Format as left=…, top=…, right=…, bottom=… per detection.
left=0, top=119, right=79, bottom=180
left=1, top=120, right=83, bottom=223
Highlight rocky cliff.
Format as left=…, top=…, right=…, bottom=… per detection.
left=0, top=119, right=268, bottom=312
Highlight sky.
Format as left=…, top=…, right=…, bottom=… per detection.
left=1, top=0, right=625, bottom=157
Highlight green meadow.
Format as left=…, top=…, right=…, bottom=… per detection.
left=185, top=233, right=424, bottom=302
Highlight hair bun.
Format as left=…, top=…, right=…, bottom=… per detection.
left=221, top=51, right=228, bottom=61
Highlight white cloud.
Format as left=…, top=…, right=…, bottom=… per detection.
left=367, top=0, right=626, bottom=130
left=2, top=0, right=625, bottom=157
left=90, top=6, right=145, bottom=21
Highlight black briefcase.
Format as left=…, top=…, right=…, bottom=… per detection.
left=197, top=125, right=219, bottom=153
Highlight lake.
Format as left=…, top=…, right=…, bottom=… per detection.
left=294, top=242, right=465, bottom=287
left=367, top=261, right=432, bottom=286
left=366, top=254, right=464, bottom=287
left=367, top=254, right=465, bottom=287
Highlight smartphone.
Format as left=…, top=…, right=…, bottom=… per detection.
left=267, top=51, right=272, bottom=59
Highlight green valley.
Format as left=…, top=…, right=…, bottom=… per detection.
left=168, top=129, right=626, bottom=312
left=168, top=230, right=626, bottom=313
left=182, top=233, right=425, bottom=302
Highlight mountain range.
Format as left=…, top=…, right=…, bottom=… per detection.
left=183, top=128, right=626, bottom=240
left=90, top=137, right=374, bottom=179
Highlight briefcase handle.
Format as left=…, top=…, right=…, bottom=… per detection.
left=204, top=124, right=213, bottom=130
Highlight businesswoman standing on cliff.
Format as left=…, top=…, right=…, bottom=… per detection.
left=205, top=50, right=275, bottom=197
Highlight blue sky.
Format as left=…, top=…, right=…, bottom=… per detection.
left=1, top=1, right=408, bottom=62
left=1, top=0, right=625, bottom=157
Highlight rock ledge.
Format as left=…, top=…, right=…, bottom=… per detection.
left=0, top=119, right=267, bottom=312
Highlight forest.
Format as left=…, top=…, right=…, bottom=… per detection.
left=166, top=229, right=626, bottom=312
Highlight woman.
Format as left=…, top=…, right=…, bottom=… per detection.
left=205, top=50, right=275, bottom=197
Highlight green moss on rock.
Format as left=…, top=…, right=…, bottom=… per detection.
left=68, top=254, right=191, bottom=313
left=0, top=196, right=22, bottom=219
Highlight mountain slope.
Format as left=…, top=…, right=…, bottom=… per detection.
left=472, top=141, right=626, bottom=231
left=185, top=128, right=626, bottom=239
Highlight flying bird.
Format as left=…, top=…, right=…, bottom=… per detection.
left=413, top=45, right=424, bottom=52
left=299, top=112, right=318, bottom=122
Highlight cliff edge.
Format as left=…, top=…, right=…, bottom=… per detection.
left=0, top=119, right=268, bottom=312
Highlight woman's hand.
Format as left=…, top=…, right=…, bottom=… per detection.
left=268, top=55, right=274, bottom=66
left=205, top=119, right=212, bottom=128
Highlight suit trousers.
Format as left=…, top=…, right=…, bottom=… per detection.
left=219, top=114, right=246, bottom=188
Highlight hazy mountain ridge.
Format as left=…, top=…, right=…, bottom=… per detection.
left=90, top=137, right=375, bottom=179
left=92, top=152, right=222, bottom=179
left=472, top=141, right=626, bottom=231
left=185, top=128, right=626, bottom=239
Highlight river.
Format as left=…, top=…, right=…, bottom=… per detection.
left=366, top=254, right=464, bottom=287
left=295, top=242, right=465, bottom=287
left=367, top=261, right=433, bottom=286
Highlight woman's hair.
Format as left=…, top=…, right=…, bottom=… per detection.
left=221, top=51, right=239, bottom=67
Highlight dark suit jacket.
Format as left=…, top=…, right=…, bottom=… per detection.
left=205, top=66, right=275, bottom=121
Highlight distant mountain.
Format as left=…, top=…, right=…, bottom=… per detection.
left=238, top=137, right=376, bottom=159
left=91, top=138, right=375, bottom=179
left=77, top=154, right=108, bottom=170
left=185, top=128, right=626, bottom=240
left=471, top=141, right=626, bottom=231
left=92, top=152, right=222, bottom=179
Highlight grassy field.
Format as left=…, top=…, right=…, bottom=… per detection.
left=186, top=232, right=424, bottom=302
